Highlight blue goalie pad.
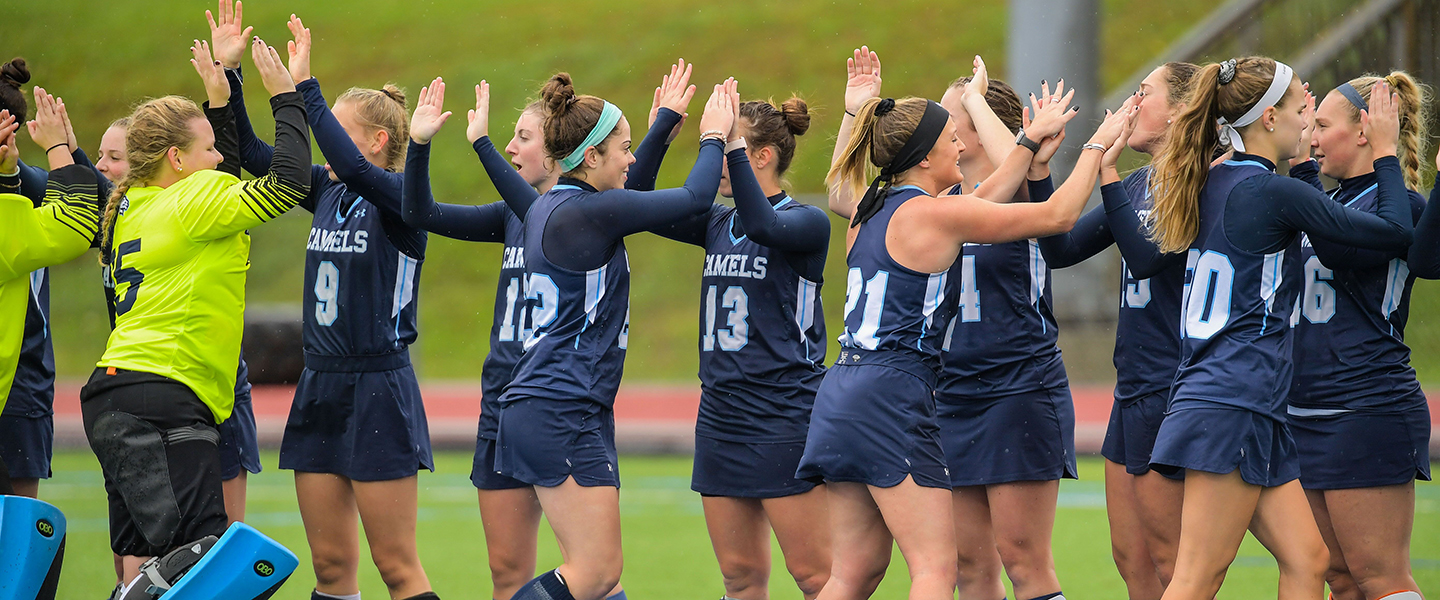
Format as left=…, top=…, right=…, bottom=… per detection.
left=158, top=522, right=297, bottom=600
left=0, top=495, right=66, bottom=600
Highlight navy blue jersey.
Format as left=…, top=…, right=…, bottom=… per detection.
left=936, top=236, right=1064, bottom=398
left=1289, top=174, right=1427, bottom=413
left=226, top=72, right=426, bottom=362
left=3, top=268, right=54, bottom=418
left=1166, top=155, right=1414, bottom=420
left=1109, top=171, right=1186, bottom=404
left=301, top=174, right=424, bottom=360
left=839, top=186, right=949, bottom=373
left=691, top=195, right=827, bottom=442
left=1173, top=160, right=1301, bottom=419
left=1409, top=173, right=1440, bottom=278
left=501, top=183, right=632, bottom=408
left=479, top=211, right=527, bottom=436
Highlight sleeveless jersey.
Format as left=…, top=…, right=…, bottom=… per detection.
left=501, top=184, right=632, bottom=407
left=694, top=195, right=827, bottom=443
left=838, top=186, right=949, bottom=373
left=478, top=210, right=527, bottom=439
left=1113, top=169, right=1185, bottom=404
left=1289, top=178, right=1426, bottom=413
left=1173, top=160, right=1301, bottom=420
left=302, top=177, right=425, bottom=365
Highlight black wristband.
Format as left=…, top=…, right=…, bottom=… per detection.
left=845, top=109, right=857, bottom=117
left=1015, top=130, right=1040, bottom=153
left=46, top=142, right=69, bottom=155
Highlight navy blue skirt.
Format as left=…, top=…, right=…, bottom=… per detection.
left=1290, top=405, right=1431, bottom=490
left=495, top=397, right=619, bottom=488
left=0, top=414, right=52, bottom=479
left=217, top=393, right=262, bottom=480
left=692, top=436, right=817, bottom=498
left=1150, top=402, right=1299, bottom=487
left=937, top=385, right=1078, bottom=487
left=472, top=434, right=529, bottom=490
left=279, top=366, right=434, bottom=481
left=797, top=350, right=950, bottom=489
left=1101, top=392, right=1181, bottom=479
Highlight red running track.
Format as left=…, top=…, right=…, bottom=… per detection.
left=50, top=382, right=1440, bottom=454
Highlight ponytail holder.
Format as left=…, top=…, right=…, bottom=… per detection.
left=559, top=101, right=623, bottom=172
left=874, top=98, right=896, bottom=116
left=1336, top=82, right=1368, bottom=111
left=850, top=100, right=949, bottom=228
left=1218, top=59, right=1237, bottom=85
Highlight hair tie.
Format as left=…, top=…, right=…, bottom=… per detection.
left=874, top=98, right=896, bottom=116
left=1218, top=59, right=1237, bottom=85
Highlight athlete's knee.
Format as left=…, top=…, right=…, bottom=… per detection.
left=488, top=551, right=536, bottom=596
left=1278, top=538, right=1329, bottom=580
left=310, top=548, right=358, bottom=588
left=718, top=553, right=769, bottom=596
left=371, top=552, right=425, bottom=591
left=561, top=556, right=623, bottom=600
left=995, top=541, right=1053, bottom=588
left=784, top=559, right=829, bottom=598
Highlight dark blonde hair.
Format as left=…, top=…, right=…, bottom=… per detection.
left=101, top=96, right=206, bottom=263
left=738, top=96, right=810, bottom=175
left=1161, top=62, right=1201, bottom=107
left=336, top=84, right=409, bottom=172
left=1335, top=72, right=1431, bottom=191
left=1147, top=57, right=1296, bottom=253
left=539, top=73, right=620, bottom=175
left=827, top=96, right=931, bottom=227
left=947, top=77, right=1024, bottom=133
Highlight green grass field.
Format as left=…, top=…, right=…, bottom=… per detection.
left=37, top=451, right=1440, bottom=599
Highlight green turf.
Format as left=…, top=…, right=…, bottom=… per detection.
left=36, top=451, right=1440, bottom=599
left=7, top=0, right=1268, bottom=383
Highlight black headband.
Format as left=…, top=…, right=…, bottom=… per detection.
left=850, top=99, right=950, bottom=227
left=1336, top=82, right=1368, bottom=111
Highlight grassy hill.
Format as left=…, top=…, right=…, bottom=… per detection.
left=20, top=0, right=1440, bottom=384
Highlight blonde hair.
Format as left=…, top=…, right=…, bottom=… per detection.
left=335, top=84, right=409, bottom=172
left=1337, top=72, right=1431, bottom=191
left=826, top=96, right=930, bottom=227
left=1147, top=57, right=1295, bottom=253
left=100, top=96, right=205, bottom=263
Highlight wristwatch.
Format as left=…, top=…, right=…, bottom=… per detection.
left=1015, top=130, right=1040, bottom=153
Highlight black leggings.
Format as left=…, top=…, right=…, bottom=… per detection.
left=81, top=368, right=228, bottom=557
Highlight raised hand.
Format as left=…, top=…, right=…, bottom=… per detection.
left=411, top=77, right=452, bottom=145
left=845, top=46, right=882, bottom=115
left=963, top=55, right=988, bottom=100
left=1089, top=105, right=1136, bottom=150
left=190, top=39, right=230, bottom=106
left=1102, top=94, right=1140, bottom=170
left=60, top=94, right=77, bottom=151
left=285, top=14, right=312, bottom=85
left=1290, top=85, right=1316, bottom=167
left=649, top=59, right=695, bottom=144
left=207, top=0, right=252, bottom=69
left=251, top=37, right=297, bottom=97
left=466, top=81, right=490, bottom=144
left=1361, top=80, right=1400, bottom=160
left=726, top=78, right=741, bottom=142
left=1022, top=82, right=1077, bottom=140
left=699, top=79, right=737, bottom=141
left=0, top=110, right=20, bottom=174
left=27, top=87, right=69, bottom=152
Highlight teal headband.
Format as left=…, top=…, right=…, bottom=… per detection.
left=559, top=101, right=623, bottom=171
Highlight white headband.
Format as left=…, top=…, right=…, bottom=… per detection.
left=1217, top=61, right=1294, bottom=153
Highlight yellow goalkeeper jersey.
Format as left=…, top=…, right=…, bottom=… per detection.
left=0, top=166, right=101, bottom=412
left=98, top=168, right=304, bottom=422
